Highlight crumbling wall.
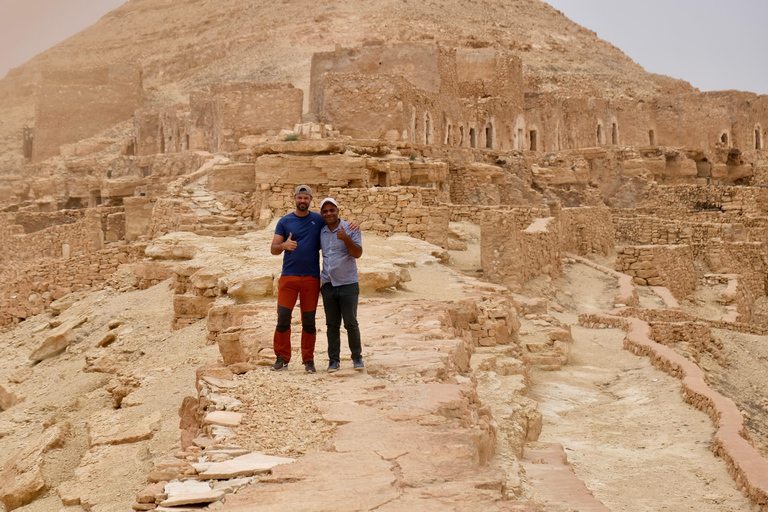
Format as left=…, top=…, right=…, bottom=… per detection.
left=32, top=63, right=143, bottom=162
left=448, top=163, right=505, bottom=205
left=0, top=208, right=121, bottom=264
left=0, top=244, right=145, bottom=325
left=615, top=245, right=696, bottom=299
left=449, top=205, right=548, bottom=225
left=559, top=206, right=614, bottom=256
left=481, top=211, right=562, bottom=291
left=638, top=185, right=768, bottom=215
left=210, top=83, right=302, bottom=152
left=705, top=241, right=768, bottom=298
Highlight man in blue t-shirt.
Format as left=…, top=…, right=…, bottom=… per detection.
left=270, top=185, right=323, bottom=373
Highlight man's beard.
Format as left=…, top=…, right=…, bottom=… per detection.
left=296, top=203, right=309, bottom=211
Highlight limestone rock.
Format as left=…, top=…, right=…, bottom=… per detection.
left=49, top=292, right=86, bottom=316
left=87, top=410, right=160, bottom=448
left=203, top=411, right=242, bottom=428
left=0, top=425, right=67, bottom=510
left=196, top=452, right=294, bottom=480
left=221, top=272, right=275, bottom=300
left=29, top=315, right=88, bottom=363
left=145, top=234, right=199, bottom=260
left=358, top=267, right=411, bottom=294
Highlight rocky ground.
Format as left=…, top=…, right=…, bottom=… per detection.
left=0, top=227, right=765, bottom=511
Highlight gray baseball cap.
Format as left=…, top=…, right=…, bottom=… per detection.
left=294, top=184, right=313, bottom=196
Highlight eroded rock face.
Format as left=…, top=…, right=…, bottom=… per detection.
left=0, top=425, right=67, bottom=510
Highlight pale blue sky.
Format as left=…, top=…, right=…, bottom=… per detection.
left=545, top=0, right=768, bottom=95
left=1, top=0, right=766, bottom=95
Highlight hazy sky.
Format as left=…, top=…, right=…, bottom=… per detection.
left=0, top=0, right=766, bottom=95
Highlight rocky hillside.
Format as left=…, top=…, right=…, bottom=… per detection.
left=0, top=0, right=695, bottom=151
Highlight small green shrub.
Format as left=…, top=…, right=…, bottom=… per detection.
left=284, top=133, right=299, bottom=142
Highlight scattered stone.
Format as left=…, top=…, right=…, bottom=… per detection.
left=0, top=425, right=67, bottom=510
left=137, top=481, right=167, bottom=503
left=97, top=331, right=118, bottom=347
left=196, top=452, right=295, bottom=480
left=201, top=376, right=238, bottom=389
left=203, top=411, right=242, bottom=427
left=160, top=490, right=225, bottom=507
left=227, top=362, right=256, bottom=374
left=29, top=316, right=88, bottom=363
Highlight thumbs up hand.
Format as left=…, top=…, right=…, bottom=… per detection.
left=283, top=232, right=297, bottom=251
left=337, top=226, right=351, bottom=242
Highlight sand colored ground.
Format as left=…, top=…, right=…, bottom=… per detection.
left=0, top=229, right=764, bottom=510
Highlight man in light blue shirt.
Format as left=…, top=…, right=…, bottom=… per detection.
left=319, top=197, right=363, bottom=372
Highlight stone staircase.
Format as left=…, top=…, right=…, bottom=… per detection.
left=176, top=176, right=258, bottom=237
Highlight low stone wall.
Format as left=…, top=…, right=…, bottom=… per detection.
left=705, top=274, right=753, bottom=323
left=330, top=187, right=449, bottom=248
left=449, top=204, right=548, bottom=225
left=559, top=206, right=614, bottom=256
left=705, top=241, right=768, bottom=299
left=615, top=245, right=696, bottom=299
left=0, top=208, right=123, bottom=264
left=648, top=321, right=712, bottom=362
left=639, top=185, right=768, bottom=215
left=0, top=244, right=146, bottom=326
left=481, top=212, right=562, bottom=291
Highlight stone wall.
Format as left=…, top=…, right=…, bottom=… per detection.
left=615, top=245, right=696, bottom=299
left=330, top=187, right=448, bottom=248
left=559, top=206, right=614, bottom=256
left=481, top=212, right=562, bottom=291
left=0, top=208, right=123, bottom=264
left=312, top=44, right=523, bottom=149
left=449, top=204, right=549, bottom=224
left=705, top=241, right=768, bottom=299
left=32, top=64, right=143, bottom=162
left=208, top=83, right=303, bottom=152
left=639, top=185, right=768, bottom=215
left=704, top=274, right=753, bottom=323
left=0, top=244, right=146, bottom=326
left=448, top=163, right=506, bottom=205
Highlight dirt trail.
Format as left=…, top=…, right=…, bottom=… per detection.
left=525, top=262, right=752, bottom=511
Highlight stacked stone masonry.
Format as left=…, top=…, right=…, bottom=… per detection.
left=615, top=245, right=696, bottom=299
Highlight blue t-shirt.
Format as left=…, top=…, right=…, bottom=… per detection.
left=275, top=211, right=323, bottom=277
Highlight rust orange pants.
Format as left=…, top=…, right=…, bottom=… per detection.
left=273, top=275, right=320, bottom=363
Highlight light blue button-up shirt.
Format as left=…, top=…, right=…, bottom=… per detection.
left=320, top=220, right=362, bottom=286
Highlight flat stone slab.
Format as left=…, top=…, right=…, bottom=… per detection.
left=201, top=375, right=239, bottom=389
left=160, top=490, right=225, bottom=507
left=203, top=411, right=243, bottom=427
left=87, top=411, right=160, bottom=448
left=165, top=480, right=211, bottom=497
left=197, top=452, right=295, bottom=479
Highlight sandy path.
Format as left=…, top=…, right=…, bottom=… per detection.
left=526, top=263, right=752, bottom=511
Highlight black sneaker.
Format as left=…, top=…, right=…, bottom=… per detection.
left=304, top=361, right=316, bottom=373
left=327, top=359, right=340, bottom=373
left=271, top=355, right=288, bottom=371
left=352, top=356, right=365, bottom=371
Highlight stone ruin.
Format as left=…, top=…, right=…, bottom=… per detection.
left=0, top=40, right=767, bottom=511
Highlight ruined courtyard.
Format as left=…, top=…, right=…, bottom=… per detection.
left=0, top=0, right=767, bottom=511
